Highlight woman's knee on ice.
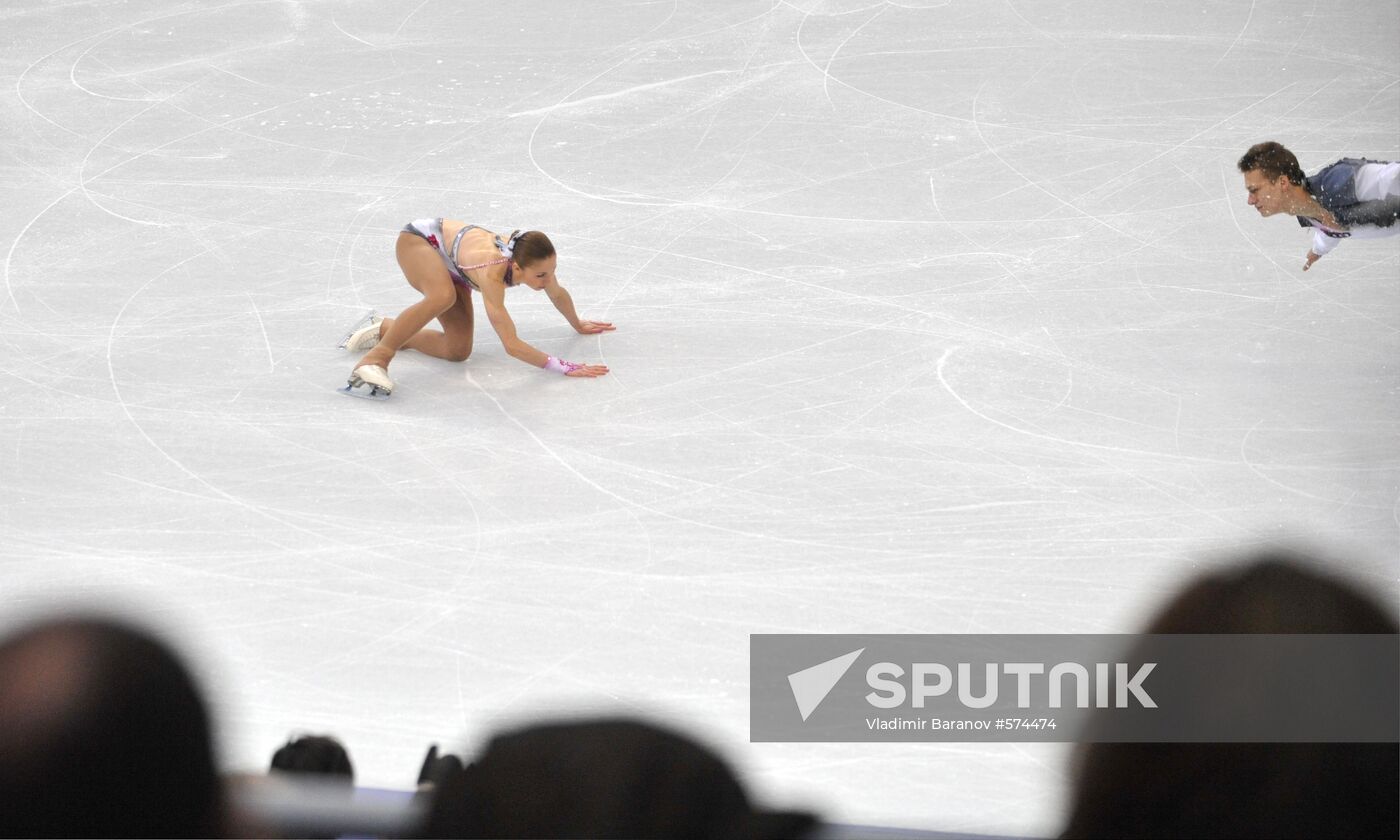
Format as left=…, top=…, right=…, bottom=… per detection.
left=445, top=341, right=473, bottom=363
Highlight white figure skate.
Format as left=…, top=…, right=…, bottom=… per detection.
left=338, top=311, right=383, bottom=351
left=340, top=364, right=394, bottom=400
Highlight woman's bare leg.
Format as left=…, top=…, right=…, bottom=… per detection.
left=377, top=285, right=474, bottom=362
left=356, top=233, right=461, bottom=370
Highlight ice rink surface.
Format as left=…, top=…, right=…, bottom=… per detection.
left=2, top=0, right=1397, bottom=834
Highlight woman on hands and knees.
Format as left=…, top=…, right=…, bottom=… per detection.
left=341, top=219, right=613, bottom=398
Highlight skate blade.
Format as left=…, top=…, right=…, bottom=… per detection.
left=337, top=310, right=378, bottom=350
left=338, top=380, right=391, bottom=401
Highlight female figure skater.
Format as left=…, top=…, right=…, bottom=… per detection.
left=340, top=219, right=613, bottom=398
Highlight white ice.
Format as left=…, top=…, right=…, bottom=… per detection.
left=1, top=1, right=1397, bottom=836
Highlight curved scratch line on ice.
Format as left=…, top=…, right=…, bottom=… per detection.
left=391, top=0, right=432, bottom=37
left=331, top=17, right=378, bottom=48
left=18, top=27, right=112, bottom=137
left=3, top=188, right=77, bottom=319
left=521, top=63, right=782, bottom=208
left=1239, top=419, right=1368, bottom=507
left=789, top=0, right=971, bottom=126
left=67, top=27, right=294, bottom=103
left=467, top=372, right=887, bottom=551
left=969, top=81, right=1152, bottom=247
left=76, top=64, right=394, bottom=226
left=592, top=217, right=709, bottom=384
left=70, top=34, right=162, bottom=103
left=245, top=292, right=275, bottom=372
left=1212, top=0, right=1257, bottom=69
left=518, top=1, right=785, bottom=206
left=821, top=4, right=886, bottom=107
left=17, top=0, right=277, bottom=134
left=1002, top=0, right=1064, bottom=47
left=104, top=253, right=370, bottom=552
left=936, top=346, right=1237, bottom=465
left=1091, top=80, right=1298, bottom=198
left=76, top=86, right=188, bottom=226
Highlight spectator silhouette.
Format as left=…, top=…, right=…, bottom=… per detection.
left=270, top=734, right=355, bottom=784
left=1061, top=551, right=1399, bottom=839
left=423, top=717, right=816, bottom=839
left=0, top=615, right=226, bottom=838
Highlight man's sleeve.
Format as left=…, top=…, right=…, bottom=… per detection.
left=1334, top=162, right=1400, bottom=228
left=1311, top=229, right=1342, bottom=256
left=1334, top=196, right=1400, bottom=228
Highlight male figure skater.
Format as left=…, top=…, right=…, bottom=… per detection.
left=1237, top=141, right=1399, bottom=270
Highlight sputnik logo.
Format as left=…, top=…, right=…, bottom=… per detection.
left=787, top=648, right=864, bottom=721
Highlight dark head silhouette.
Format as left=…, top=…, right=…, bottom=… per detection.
left=1062, top=551, right=1398, bottom=839
left=270, top=734, right=354, bottom=783
left=424, top=717, right=816, bottom=839
left=0, top=615, right=225, bottom=838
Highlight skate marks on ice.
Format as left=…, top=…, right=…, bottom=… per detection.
left=1, top=2, right=1397, bottom=837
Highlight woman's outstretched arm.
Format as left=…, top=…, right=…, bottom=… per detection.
left=545, top=279, right=615, bottom=335
left=482, top=286, right=609, bottom=377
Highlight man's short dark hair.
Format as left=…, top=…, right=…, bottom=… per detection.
left=271, top=735, right=354, bottom=783
left=1238, top=141, right=1307, bottom=184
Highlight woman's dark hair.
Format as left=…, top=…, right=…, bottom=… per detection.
left=1237, top=141, right=1307, bottom=185
left=1062, top=551, right=1399, bottom=839
left=423, top=717, right=817, bottom=839
left=0, top=616, right=226, bottom=837
left=509, top=230, right=555, bottom=268
left=270, top=734, right=354, bottom=783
